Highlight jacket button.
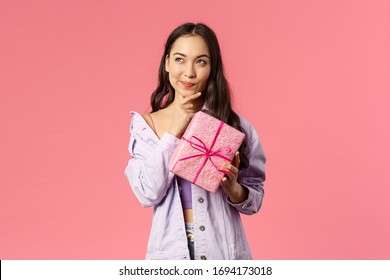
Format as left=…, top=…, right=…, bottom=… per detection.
left=198, top=197, right=204, bottom=203
left=199, top=225, right=205, bottom=231
left=200, top=255, right=207, bottom=260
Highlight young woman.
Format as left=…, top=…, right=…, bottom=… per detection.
left=125, top=23, right=266, bottom=260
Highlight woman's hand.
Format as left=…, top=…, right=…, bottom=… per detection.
left=168, top=92, right=203, bottom=138
left=220, top=152, right=249, bottom=204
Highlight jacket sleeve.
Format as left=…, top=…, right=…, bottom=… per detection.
left=124, top=113, right=180, bottom=207
left=228, top=126, right=266, bottom=215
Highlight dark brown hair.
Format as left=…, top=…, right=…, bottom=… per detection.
left=150, top=22, right=249, bottom=169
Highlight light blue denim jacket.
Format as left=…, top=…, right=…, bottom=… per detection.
left=124, top=108, right=266, bottom=260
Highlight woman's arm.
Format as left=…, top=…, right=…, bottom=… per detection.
left=124, top=114, right=180, bottom=207
left=227, top=129, right=267, bottom=215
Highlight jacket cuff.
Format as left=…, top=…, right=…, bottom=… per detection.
left=227, top=184, right=256, bottom=211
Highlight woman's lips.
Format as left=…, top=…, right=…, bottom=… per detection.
left=181, top=81, right=195, bottom=88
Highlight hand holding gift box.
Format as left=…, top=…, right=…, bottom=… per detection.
left=168, top=111, right=245, bottom=193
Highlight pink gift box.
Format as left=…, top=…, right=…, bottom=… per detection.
left=168, top=111, right=245, bottom=193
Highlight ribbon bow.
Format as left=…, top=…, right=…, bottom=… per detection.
left=178, top=121, right=232, bottom=184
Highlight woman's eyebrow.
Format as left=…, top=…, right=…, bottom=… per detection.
left=172, top=52, right=210, bottom=59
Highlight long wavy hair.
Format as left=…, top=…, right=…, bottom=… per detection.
left=150, top=22, right=249, bottom=169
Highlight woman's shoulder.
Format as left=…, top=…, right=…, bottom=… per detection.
left=129, top=110, right=167, bottom=140
left=130, top=111, right=150, bottom=121
left=130, top=111, right=145, bottom=125
left=236, top=112, right=266, bottom=151
left=236, top=113, right=258, bottom=137
left=129, top=111, right=154, bottom=135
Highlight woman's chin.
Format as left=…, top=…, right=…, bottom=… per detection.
left=177, top=90, right=197, bottom=98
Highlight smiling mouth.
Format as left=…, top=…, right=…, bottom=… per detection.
left=181, top=81, right=195, bottom=88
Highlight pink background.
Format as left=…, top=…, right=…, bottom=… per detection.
left=1, top=0, right=389, bottom=259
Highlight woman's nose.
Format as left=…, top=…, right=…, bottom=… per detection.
left=184, top=64, right=196, bottom=78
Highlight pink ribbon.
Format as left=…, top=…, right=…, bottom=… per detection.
left=178, top=121, right=232, bottom=184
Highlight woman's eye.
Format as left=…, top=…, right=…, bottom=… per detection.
left=197, top=60, right=207, bottom=65
left=175, top=57, right=184, bottom=62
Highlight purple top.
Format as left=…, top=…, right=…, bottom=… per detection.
left=177, top=176, right=192, bottom=209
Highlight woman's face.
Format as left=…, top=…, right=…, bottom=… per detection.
left=165, top=35, right=211, bottom=98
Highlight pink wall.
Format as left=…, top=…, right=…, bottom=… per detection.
left=1, top=0, right=389, bottom=259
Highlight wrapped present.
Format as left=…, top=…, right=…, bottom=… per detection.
left=168, top=111, right=245, bottom=193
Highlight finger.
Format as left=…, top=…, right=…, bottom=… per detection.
left=229, top=165, right=239, bottom=175
left=220, top=163, right=232, bottom=174
left=182, top=103, right=194, bottom=109
left=181, top=104, right=197, bottom=111
left=221, top=177, right=228, bottom=189
left=223, top=163, right=238, bottom=175
left=221, top=176, right=231, bottom=185
left=232, top=152, right=240, bottom=167
left=223, top=170, right=233, bottom=175
left=182, top=92, right=202, bottom=104
left=222, top=173, right=236, bottom=187
left=224, top=173, right=235, bottom=182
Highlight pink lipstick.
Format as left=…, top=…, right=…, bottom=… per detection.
left=181, top=81, right=195, bottom=88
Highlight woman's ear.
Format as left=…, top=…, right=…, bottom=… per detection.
left=165, top=54, right=169, bottom=72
